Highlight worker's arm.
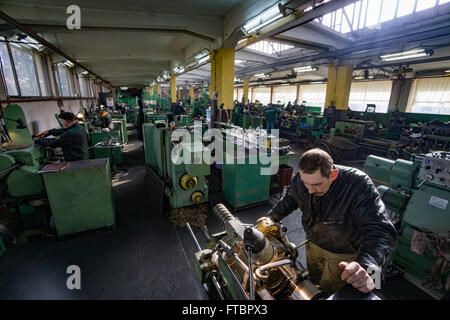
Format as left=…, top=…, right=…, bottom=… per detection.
left=36, top=129, right=78, bottom=148
left=47, top=128, right=66, bottom=136
left=340, top=175, right=397, bottom=292
left=352, top=176, right=397, bottom=270
left=266, top=172, right=300, bottom=222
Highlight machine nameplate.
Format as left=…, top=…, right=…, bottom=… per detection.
left=429, top=196, right=448, bottom=210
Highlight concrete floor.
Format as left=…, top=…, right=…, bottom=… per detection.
left=0, top=126, right=433, bottom=300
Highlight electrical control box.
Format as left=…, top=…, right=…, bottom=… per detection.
left=417, top=151, right=450, bottom=188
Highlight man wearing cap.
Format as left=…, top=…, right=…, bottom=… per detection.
left=35, top=112, right=89, bottom=162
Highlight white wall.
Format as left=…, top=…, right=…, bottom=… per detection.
left=17, top=99, right=92, bottom=134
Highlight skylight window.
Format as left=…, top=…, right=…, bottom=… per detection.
left=247, top=40, right=294, bottom=55
left=316, top=0, right=448, bottom=34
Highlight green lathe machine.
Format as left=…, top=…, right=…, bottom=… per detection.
left=364, top=151, right=449, bottom=299
left=1, top=104, right=116, bottom=238
left=1, top=104, right=48, bottom=231
left=142, top=115, right=210, bottom=213
left=217, top=124, right=294, bottom=211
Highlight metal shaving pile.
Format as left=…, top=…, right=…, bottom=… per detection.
left=167, top=204, right=209, bottom=229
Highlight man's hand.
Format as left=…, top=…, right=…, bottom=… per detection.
left=256, top=216, right=275, bottom=224
left=339, top=261, right=375, bottom=293
left=34, top=131, right=49, bottom=138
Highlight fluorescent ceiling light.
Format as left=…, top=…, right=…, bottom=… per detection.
left=235, top=59, right=245, bottom=65
left=294, top=66, right=318, bottom=73
left=254, top=73, right=269, bottom=78
left=9, top=34, right=44, bottom=51
left=198, top=55, right=209, bottom=64
left=281, top=83, right=290, bottom=86
left=243, top=5, right=283, bottom=34
left=173, top=66, right=185, bottom=74
left=194, top=51, right=209, bottom=60
left=64, top=60, right=75, bottom=68
left=445, top=70, right=450, bottom=73
left=380, top=49, right=432, bottom=61
left=354, top=75, right=374, bottom=80
left=120, top=87, right=128, bottom=90
left=310, top=81, right=324, bottom=84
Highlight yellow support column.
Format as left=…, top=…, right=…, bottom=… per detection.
left=243, top=79, right=249, bottom=104
left=189, top=86, right=195, bottom=100
left=156, top=83, right=161, bottom=97
left=149, top=85, right=154, bottom=97
left=213, top=47, right=235, bottom=109
left=170, top=75, right=177, bottom=103
left=324, top=64, right=353, bottom=111
left=209, top=52, right=216, bottom=100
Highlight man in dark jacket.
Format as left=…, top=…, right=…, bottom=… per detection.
left=35, top=112, right=89, bottom=162
left=259, top=148, right=396, bottom=294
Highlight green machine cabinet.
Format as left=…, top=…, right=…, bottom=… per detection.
left=222, top=147, right=272, bottom=210
left=41, top=159, right=116, bottom=237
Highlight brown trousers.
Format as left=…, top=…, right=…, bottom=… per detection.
left=306, top=241, right=358, bottom=294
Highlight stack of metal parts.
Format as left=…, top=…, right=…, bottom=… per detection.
left=364, top=151, right=450, bottom=299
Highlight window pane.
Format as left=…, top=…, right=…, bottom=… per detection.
left=57, top=63, right=70, bottom=97
left=380, top=0, right=397, bottom=23
left=366, top=0, right=382, bottom=27
left=349, top=81, right=392, bottom=113
left=416, top=0, right=437, bottom=12
left=0, top=40, right=18, bottom=96
left=11, top=45, right=39, bottom=96
left=34, top=53, right=49, bottom=96
left=397, top=0, right=415, bottom=17
left=410, top=78, right=450, bottom=114
left=78, top=76, right=87, bottom=97
left=298, top=84, right=327, bottom=109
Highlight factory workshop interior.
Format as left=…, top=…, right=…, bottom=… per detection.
left=0, top=0, right=449, bottom=308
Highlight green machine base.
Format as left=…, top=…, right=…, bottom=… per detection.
left=41, top=159, right=116, bottom=237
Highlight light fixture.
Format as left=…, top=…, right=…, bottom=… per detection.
left=64, top=60, right=75, bottom=68
left=9, top=34, right=44, bottom=51
left=198, top=55, right=209, bottom=64
left=194, top=50, right=209, bottom=60
left=120, top=86, right=128, bottom=90
left=445, top=70, right=450, bottom=75
left=254, top=73, right=269, bottom=78
left=380, top=48, right=433, bottom=61
left=281, top=83, right=290, bottom=86
left=354, top=75, right=374, bottom=80
left=294, top=66, right=318, bottom=73
left=79, top=70, right=89, bottom=76
left=310, top=81, right=324, bottom=84
left=243, top=4, right=283, bottom=34
left=173, top=66, right=185, bottom=74
left=235, top=59, right=245, bottom=65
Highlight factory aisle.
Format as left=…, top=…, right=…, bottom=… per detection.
left=0, top=126, right=207, bottom=299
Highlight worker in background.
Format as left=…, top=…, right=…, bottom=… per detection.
left=257, top=148, right=397, bottom=294
left=263, top=103, right=278, bottom=134
left=96, top=109, right=113, bottom=131
left=34, top=112, right=89, bottom=162
left=173, top=100, right=185, bottom=115
left=286, top=101, right=293, bottom=113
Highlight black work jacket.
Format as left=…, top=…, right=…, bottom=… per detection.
left=269, top=165, right=397, bottom=271
left=45, top=123, right=89, bottom=161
